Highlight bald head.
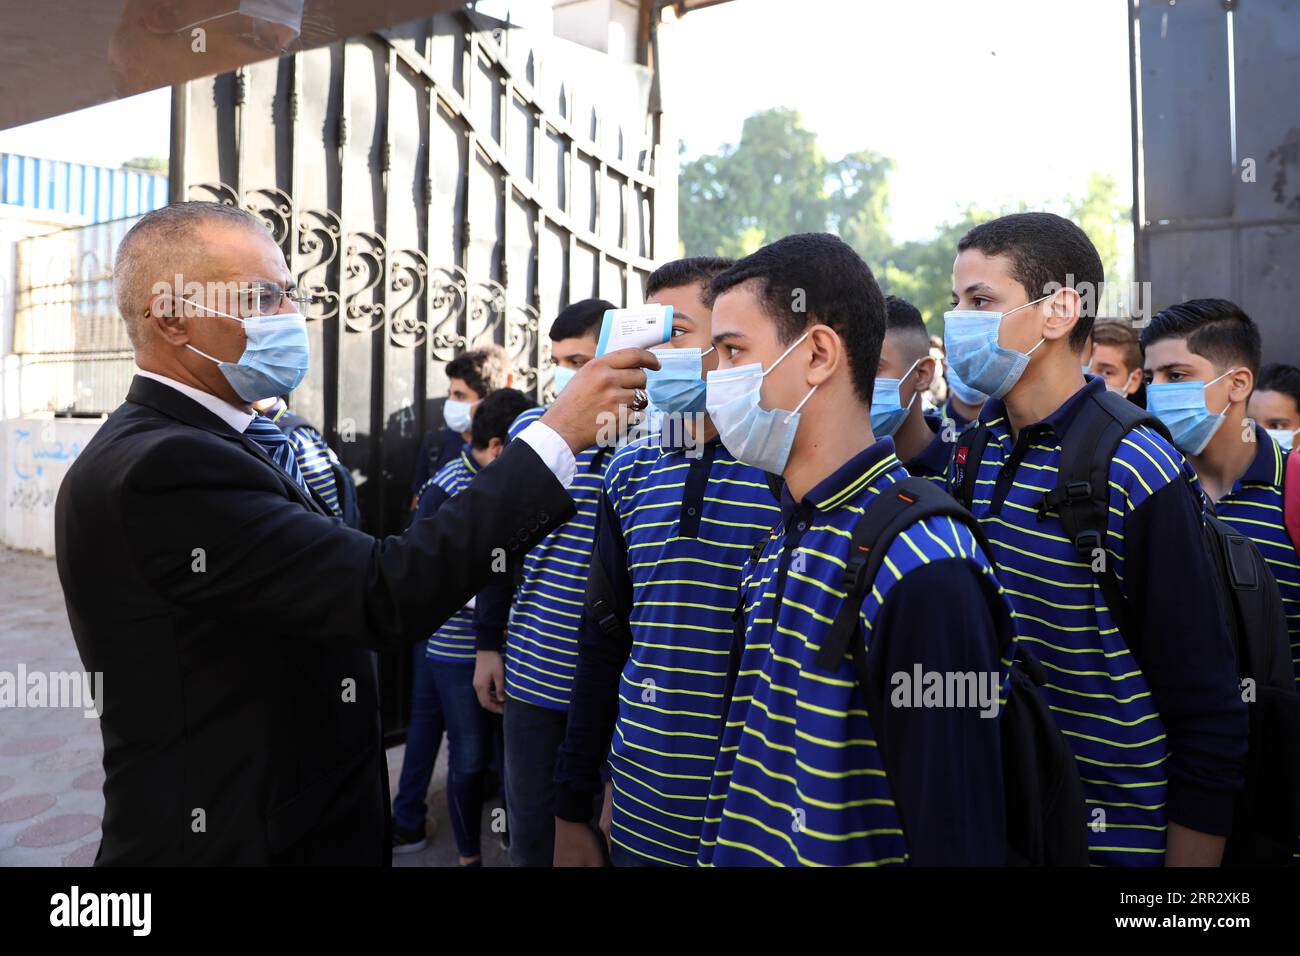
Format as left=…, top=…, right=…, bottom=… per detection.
left=114, top=201, right=270, bottom=348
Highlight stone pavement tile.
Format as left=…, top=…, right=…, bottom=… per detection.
left=15, top=813, right=100, bottom=848
left=0, top=793, right=57, bottom=824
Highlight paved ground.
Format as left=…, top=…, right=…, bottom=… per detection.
left=0, top=545, right=505, bottom=867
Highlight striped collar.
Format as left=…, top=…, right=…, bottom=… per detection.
left=979, top=374, right=1105, bottom=439
left=780, top=437, right=901, bottom=520
left=1233, top=424, right=1284, bottom=488
left=460, top=445, right=481, bottom=476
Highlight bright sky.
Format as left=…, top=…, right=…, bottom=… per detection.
left=663, top=0, right=1134, bottom=242
left=0, top=0, right=1134, bottom=246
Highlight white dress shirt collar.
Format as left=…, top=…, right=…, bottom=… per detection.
left=135, top=369, right=256, bottom=434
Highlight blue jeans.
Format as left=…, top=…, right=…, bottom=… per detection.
left=429, top=659, right=494, bottom=859
left=503, top=696, right=570, bottom=866
left=393, top=645, right=445, bottom=834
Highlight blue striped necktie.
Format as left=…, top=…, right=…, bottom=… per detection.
left=245, top=413, right=311, bottom=496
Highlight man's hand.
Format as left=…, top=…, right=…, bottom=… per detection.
left=554, top=818, right=607, bottom=867
left=540, top=348, right=660, bottom=453
left=474, top=650, right=506, bottom=714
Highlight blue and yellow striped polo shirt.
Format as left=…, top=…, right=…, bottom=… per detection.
left=503, top=405, right=610, bottom=711
left=415, top=448, right=481, bottom=663
left=1209, top=426, right=1300, bottom=691
left=602, top=435, right=780, bottom=865
left=697, top=441, right=1013, bottom=867
left=954, top=377, right=1245, bottom=866
left=904, top=410, right=957, bottom=486
left=269, top=402, right=342, bottom=516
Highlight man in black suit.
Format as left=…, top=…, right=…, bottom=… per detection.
left=54, top=201, right=656, bottom=865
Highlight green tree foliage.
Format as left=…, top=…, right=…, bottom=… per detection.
left=679, top=108, right=1128, bottom=334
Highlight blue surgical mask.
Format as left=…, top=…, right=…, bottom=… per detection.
left=945, top=361, right=988, bottom=408
left=552, top=365, right=576, bottom=395
left=1146, top=368, right=1238, bottom=456
left=184, top=298, right=309, bottom=402
left=443, top=398, right=477, bottom=433
left=943, top=293, right=1053, bottom=399
left=645, top=346, right=714, bottom=414
left=1267, top=427, right=1298, bottom=452
left=705, top=332, right=815, bottom=474
left=871, top=357, right=924, bottom=438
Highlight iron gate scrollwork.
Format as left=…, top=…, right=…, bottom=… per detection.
left=174, top=7, right=667, bottom=738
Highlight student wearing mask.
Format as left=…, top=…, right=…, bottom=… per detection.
left=1085, top=320, right=1144, bottom=400
left=694, top=233, right=1014, bottom=866
left=473, top=297, right=618, bottom=867
left=1249, top=362, right=1300, bottom=452
left=552, top=257, right=788, bottom=868
left=945, top=213, right=1246, bottom=867
left=409, top=345, right=514, bottom=510
left=392, top=388, right=538, bottom=860
left=1142, top=300, right=1300, bottom=692
left=876, top=295, right=948, bottom=484
left=944, top=359, right=987, bottom=427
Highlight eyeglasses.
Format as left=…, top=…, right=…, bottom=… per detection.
left=240, top=282, right=315, bottom=316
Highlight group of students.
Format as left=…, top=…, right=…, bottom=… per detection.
left=390, top=210, right=1300, bottom=867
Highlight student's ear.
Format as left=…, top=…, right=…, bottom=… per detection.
left=805, top=323, right=841, bottom=388
left=1042, top=288, right=1082, bottom=343
left=1226, top=367, right=1253, bottom=405
left=486, top=436, right=505, bottom=462
left=914, top=354, right=937, bottom=393
left=1123, top=367, right=1142, bottom=396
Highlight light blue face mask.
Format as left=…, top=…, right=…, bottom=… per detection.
left=552, top=365, right=577, bottom=395
left=1267, top=427, right=1298, bottom=452
left=184, top=298, right=309, bottom=402
left=945, top=361, right=988, bottom=408
left=1146, top=368, right=1237, bottom=456
left=943, top=293, right=1054, bottom=399
left=705, top=332, right=815, bottom=474
left=645, top=346, right=715, bottom=414
left=871, top=357, right=924, bottom=438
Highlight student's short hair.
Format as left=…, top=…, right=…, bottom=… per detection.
left=1140, top=298, right=1262, bottom=374
left=471, top=388, right=536, bottom=450
left=1255, top=363, right=1300, bottom=411
left=707, top=232, right=885, bottom=403
left=646, top=257, right=733, bottom=297
left=956, top=212, right=1104, bottom=350
left=445, top=344, right=512, bottom=399
left=1090, top=320, right=1141, bottom=373
left=550, top=298, right=615, bottom=342
left=883, top=295, right=929, bottom=360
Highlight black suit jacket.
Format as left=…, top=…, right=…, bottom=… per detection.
left=54, top=375, right=574, bottom=865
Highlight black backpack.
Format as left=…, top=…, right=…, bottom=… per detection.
left=950, top=388, right=1300, bottom=866
left=729, top=477, right=1090, bottom=866
left=275, top=410, right=362, bottom=529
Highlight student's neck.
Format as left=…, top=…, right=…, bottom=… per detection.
left=1003, top=352, right=1086, bottom=439
left=1192, top=408, right=1254, bottom=502
left=783, top=399, right=875, bottom=503
left=687, top=412, right=719, bottom=445
left=891, top=403, right=931, bottom=464
left=470, top=445, right=493, bottom=469
left=949, top=396, right=984, bottom=423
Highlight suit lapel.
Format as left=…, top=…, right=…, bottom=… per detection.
left=125, top=375, right=332, bottom=518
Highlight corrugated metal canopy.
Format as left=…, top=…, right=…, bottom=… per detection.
left=0, top=0, right=469, bottom=130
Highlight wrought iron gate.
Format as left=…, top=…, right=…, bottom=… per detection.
left=172, top=7, right=669, bottom=736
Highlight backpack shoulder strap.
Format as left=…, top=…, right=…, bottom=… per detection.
left=1041, top=390, right=1170, bottom=641
left=814, top=477, right=993, bottom=673
left=948, top=421, right=994, bottom=509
